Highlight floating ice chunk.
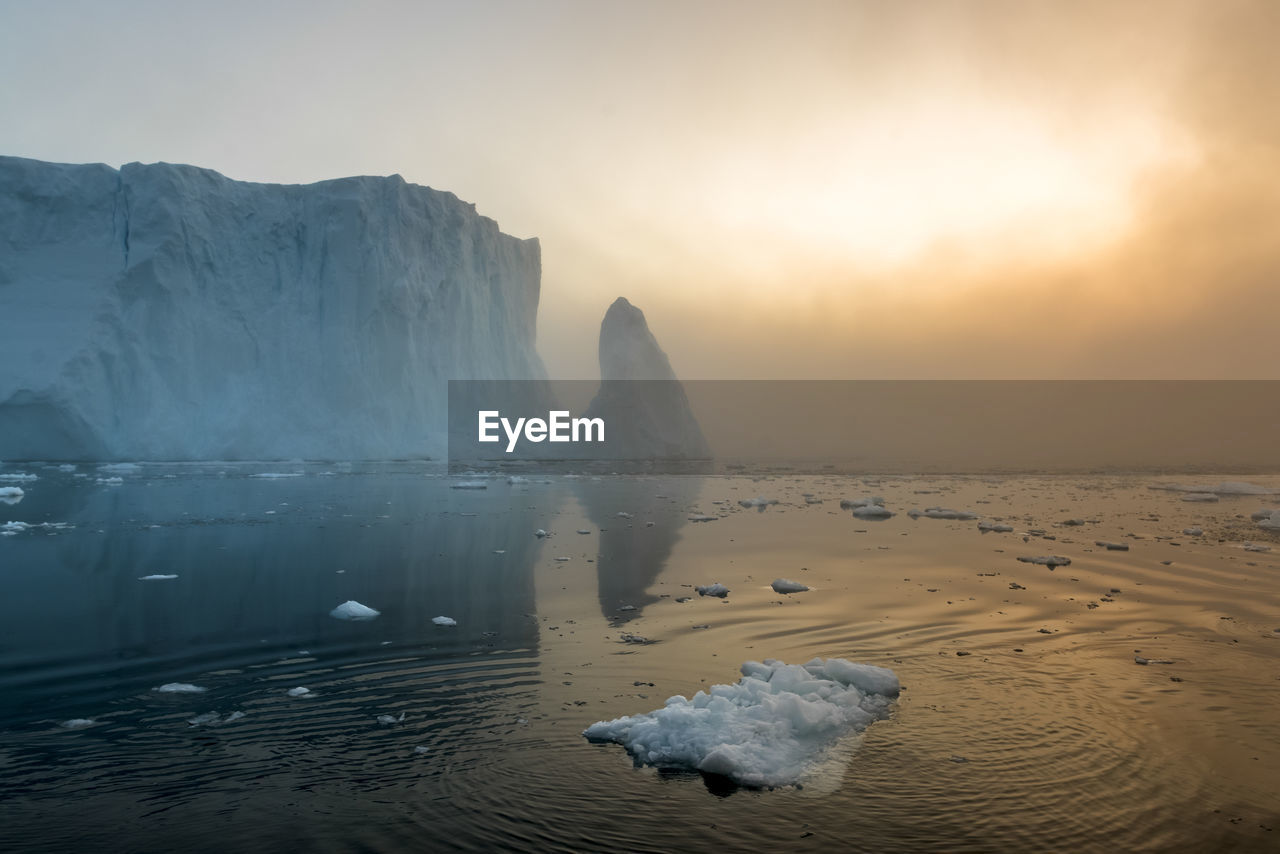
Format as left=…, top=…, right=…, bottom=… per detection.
left=696, top=583, right=730, bottom=598
left=95, top=476, right=124, bottom=485
left=329, top=600, right=380, bottom=620
left=432, top=615, right=457, bottom=626
left=840, top=496, right=883, bottom=509
left=1181, top=493, right=1219, bottom=503
left=577, top=529, right=591, bottom=534
left=413, top=745, right=430, bottom=754
left=554, top=556, right=571, bottom=562
left=451, top=480, right=487, bottom=489
left=908, top=507, right=980, bottom=520
left=1182, top=527, right=1204, bottom=536
left=154, top=682, right=207, bottom=693
left=188, top=711, right=222, bottom=726
left=60, top=718, right=96, bottom=729
left=0, top=473, right=37, bottom=481
left=535, top=529, right=549, bottom=538
left=0, top=486, right=23, bottom=504
left=252, top=472, right=303, bottom=479
left=287, top=687, right=312, bottom=697
left=138, top=574, right=178, bottom=581
left=1094, top=541, right=1130, bottom=551
left=506, top=475, right=527, bottom=484
left=1017, top=555, right=1072, bottom=567
left=99, top=463, right=141, bottom=473
left=738, top=497, right=778, bottom=509
left=687, top=514, right=719, bottom=522
left=978, top=522, right=1014, bottom=533
left=225, top=711, right=246, bottom=722
left=771, top=579, right=810, bottom=594
left=58, top=464, right=76, bottom=472
left=616, top=511, right=634, bottom=519
left=376, top=712, right=406, bottom=725
left=1252, top=509, right=1280, bottom=530
left=583, top=657, right=898, bottom=788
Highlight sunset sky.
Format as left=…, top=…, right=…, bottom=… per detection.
left=3, top=0, right=1277, bottom=379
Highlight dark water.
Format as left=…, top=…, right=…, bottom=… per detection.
left=2, top=464, right=1278, bottom=852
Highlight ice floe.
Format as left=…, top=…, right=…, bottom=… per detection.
left=252, top=472, right=303, bottom=479
left=138, top=574, right=178, bottom=581
left=0, top=473, right=37, bottom=481
left=154, top=682, right=207, bottom=693
left=329, top=600, right=380, bottom=620
left=451, top=480, right=487, bottom=489
left=1182, top=527, right=1204, bottom=536
left=696, top=583, right=730, bottom=598
left=841, top=497, right=894, bottom=519
left=908, top=507, right=980, bottom=520
left=738, top=497, right=778, bottom=509
left=1150, top=481, right=1278, bottom=496
left=1017, top=555, right=1072, bottom=567
left=376, top=712, right=406, bottom=725
left=432, top=615, right=458, bottom=626
left=1094, top=541, right=1130, bottom=551
left=60, top=718, right=96, bottom=729
left=287, top=687, right=312, bottom=697
left=583, top=658, right=899, bottom=788
left=1252, top=509, right=1280, bottom=531
left=771, top=579, right=810, bottom=594
left=0, top=486, right=23, bottom=504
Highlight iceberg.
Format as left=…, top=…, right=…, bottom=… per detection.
left=0, top=156, right=545, bottom=461
left=583, top=658, right=898, bottom=788
left=581, top=297, right=711, bottom=461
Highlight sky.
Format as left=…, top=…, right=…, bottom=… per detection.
left=2, top=0, right=1278, bottom=379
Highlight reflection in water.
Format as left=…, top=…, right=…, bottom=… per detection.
left=573, top=476, right=701, bottom=622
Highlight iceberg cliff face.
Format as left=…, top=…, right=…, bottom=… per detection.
left=0, top=156, right=545, bottom=460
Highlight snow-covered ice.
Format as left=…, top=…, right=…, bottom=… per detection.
left=583, top=658, right=899, bottom=788
left=771, top=579, right=810, bottom=594
left=329, top=600, right=381, bottom=620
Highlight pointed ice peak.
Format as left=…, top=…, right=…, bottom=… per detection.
left=599, top=296, right=679, bottom=382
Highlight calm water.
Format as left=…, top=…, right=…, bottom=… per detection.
left=1, top=464, right=1278, bottom=852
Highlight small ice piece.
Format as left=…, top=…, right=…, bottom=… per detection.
left=60, top=718, right=96, bottom=729
left=687, top=514, right=719, bottom=522
left=1182, top=527, right=1204, bottom=536
left=978, top=522, right=1014, bottom=533
left=252, top=472, right=303, bottom=478
left=413, top=745, right=430, bottom=755
left=506, top=475, right=527, bottom=484
left=1243, top=542, right=1271, bottom=552
left=908, top=507, right=980, bottom=520
left=138, top=574, right=179, bottom=581
left=188, top=711, right=222, bottom=726
left=0, top=486, right=23, bottom=504
left=0, top=473, right=38, bottom=481
left=154, top=682, right=207, bottom=693
left=696, top=583, right=730, bottom=598
left=58, top=464, right=77, bottom=472
left=534, top=529, right=549, bottom=538
left=432, top=615, right=458, bottom=626
left=618, top=604, right=636, bottom=611
left=451, top=480, right=487, bottom=489
left=95, top=476, right=124, bottom=485
left=738, top=497, right=778, bottom=509
left=376, top=711, right=406, bottom=725
left=582, top=658, right=898, bottom=788
left=1134, top=656, right=1174, bottom=665
left=225, top=711, right=246, bottom=722
left=771, top=579, right=810, bottom=594
left=329, top=600, right=381, bottom=620
left=1017, top=555, right=1072, bottom=568
left=1094, top=541, right=1130, bottom=551
left=554, top=556, right=571, bottom=562
left=842, top=498, right=893, bottom=520
left=577, top=529, right=591, bottom=534
left=1181, top=493, right=1219, bottom=503
left=98, top=463, right=140, bottom=473
left=287, top=687, right=312, bottom=697
left=616, top=511, right=634, bottom=519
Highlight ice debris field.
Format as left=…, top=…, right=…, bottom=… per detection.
left=583, top=658, right=899, bottom=788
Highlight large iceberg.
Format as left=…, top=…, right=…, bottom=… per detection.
left=584, top=658, right=898, bottom=788
left=0, top=156, right=545, bottom=460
